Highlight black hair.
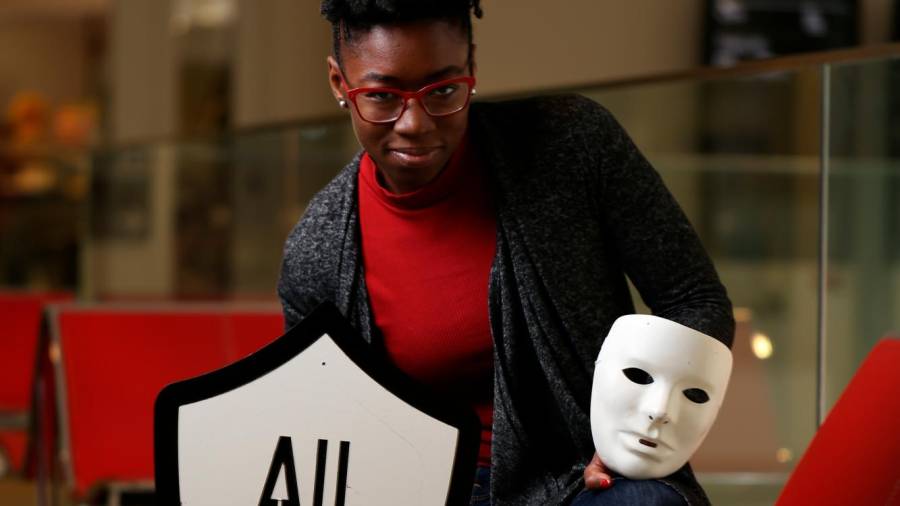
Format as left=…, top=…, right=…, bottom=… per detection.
left=321, top=0, right=483, bottom=69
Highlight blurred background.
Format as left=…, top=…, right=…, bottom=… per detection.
left=0, top=0, right=898, bottom=504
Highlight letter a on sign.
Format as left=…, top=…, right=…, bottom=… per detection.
left=259, top=436, right=300, bottom=506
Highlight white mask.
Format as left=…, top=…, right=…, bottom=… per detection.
left=590, top=315, right=732, bottom=479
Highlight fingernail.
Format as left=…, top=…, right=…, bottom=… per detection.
left=600, top=479, right=612, bottom=489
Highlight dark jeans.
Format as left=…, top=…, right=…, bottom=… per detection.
left=470, top=466, right=491, bottom=506
left=470, top=469, right=686, bottom=506
left=570, top=477, right=686, bottom=506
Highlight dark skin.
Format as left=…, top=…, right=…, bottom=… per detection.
left=327, top=20, right=472, bottom=194
left=327, top=18, right=613, bottom=491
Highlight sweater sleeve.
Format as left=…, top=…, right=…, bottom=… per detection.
left=277, top=208, right=332, bottom=330
left=277, top=159, right=361, bottom=331
left=589, top=101, right=735, bottom=346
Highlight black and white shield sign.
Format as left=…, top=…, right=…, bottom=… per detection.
left=155, top=302, right=481, bottom=505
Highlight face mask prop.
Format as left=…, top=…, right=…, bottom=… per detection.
left=591, top=315, right=732, bottom=479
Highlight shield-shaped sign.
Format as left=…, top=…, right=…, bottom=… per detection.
left=155, top=302, right=481, bottom=506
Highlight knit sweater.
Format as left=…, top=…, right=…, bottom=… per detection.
left=278, top=94, right=734, bottom=505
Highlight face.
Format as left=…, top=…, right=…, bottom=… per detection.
left=328, top=20, right=474, bottom=194
left=591, top=315, right=732, bottom=479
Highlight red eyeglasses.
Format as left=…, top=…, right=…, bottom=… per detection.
left=342, top=76, right=476, bottom=124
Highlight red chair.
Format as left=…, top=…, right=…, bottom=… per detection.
left=32, top=304, right=283, bottom=503
left=777, top=338, right=900, bottom=506
left=0, top=291, right=72, bottom=477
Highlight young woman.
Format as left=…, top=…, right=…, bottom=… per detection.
left=278, top=2, right=734, bottom=504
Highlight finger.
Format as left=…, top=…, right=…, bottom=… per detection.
left=584, top=471, right=613, bottom=490
left=583, top=454, right=613, bottom=490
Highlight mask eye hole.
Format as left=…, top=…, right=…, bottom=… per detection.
left=683, top=388, right=710, bottom=404
left=622, top=367, right=654, bottom=385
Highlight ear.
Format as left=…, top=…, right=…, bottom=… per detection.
left=326, top=56, right=345, bottom=103
left=469, top=43, right=478, bottom=77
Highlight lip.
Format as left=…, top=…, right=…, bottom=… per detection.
left=620, top=431, right=673, bottom=453
left=390, top=146, right=441, bottom=155
left=387, top=146, right=443, bottom=168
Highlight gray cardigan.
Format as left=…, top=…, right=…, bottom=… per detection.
left=278, top=94, right=734, bottom=505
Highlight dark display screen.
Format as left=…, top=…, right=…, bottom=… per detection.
left=704, top=0, right=859, bottom=65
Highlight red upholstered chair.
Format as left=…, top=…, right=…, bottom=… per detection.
left=32, top=304, right=283, bottom=503
left=776, top=338, right=900, bottom=506
left=0, top=291, right=72, bottom=477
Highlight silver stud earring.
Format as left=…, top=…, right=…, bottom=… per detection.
left=470, top=88, right=477, bottom=96
left=338, top=99, right=348, bottom=108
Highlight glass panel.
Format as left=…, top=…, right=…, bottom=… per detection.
left=825, top=56, right=900, bottom=411
left=577, top=67, right=822, bottom=504
left=0, top=148, right=85, bottom=291
left=84, top=120, right=358, bottom=301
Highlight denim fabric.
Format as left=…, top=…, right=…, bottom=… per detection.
left=570, top=478, right=686, bottom=506
left=472, top=471, right=688, bottom=506
left=470, top=466, right=491, bottom=506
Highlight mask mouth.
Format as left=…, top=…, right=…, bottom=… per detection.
left=622, top=431, right=672, bottom=452
left=639, top=438, right=658, bottom=448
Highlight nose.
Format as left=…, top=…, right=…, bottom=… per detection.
left=641, top=387, right=677, bottom=426
left=393, top=98, right=436, bottom=135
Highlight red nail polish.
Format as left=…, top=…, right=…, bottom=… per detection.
left=600, top=479, right=612, bottom=489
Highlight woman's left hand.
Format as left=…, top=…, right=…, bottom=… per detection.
left=583, top=452, right=614, bottom=490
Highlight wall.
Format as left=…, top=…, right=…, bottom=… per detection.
left=233, top=0, right=334, bottom=126
left=475, top=0, right=704, bottom=96
left=0, top=17, right=87, bottom=104
left=229, top=0, right=706, bottom=126
left=108, top=0, right=177, bottom=143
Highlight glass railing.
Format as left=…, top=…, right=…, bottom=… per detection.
left=2, top=44, right=898, bottom=504
left=824, top=56, right=900, bottom=417
left=583, top=66, right=822, bottom=504
left=80, top=120, right=359, bottom=301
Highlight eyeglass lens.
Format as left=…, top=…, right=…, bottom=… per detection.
left=355, top=81, right=472, bottom=123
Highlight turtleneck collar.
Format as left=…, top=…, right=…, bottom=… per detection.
left=359, top=131, right=473, bottom=211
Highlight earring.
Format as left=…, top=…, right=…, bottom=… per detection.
left=338, top=99, right=348, bottom=108
left=470, top=88, right=477, bottom=96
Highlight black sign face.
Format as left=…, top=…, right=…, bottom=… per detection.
left=155, top=302, right=480, bottom=506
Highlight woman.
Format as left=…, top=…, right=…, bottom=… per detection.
left=278, top=1, right=734, bottom=504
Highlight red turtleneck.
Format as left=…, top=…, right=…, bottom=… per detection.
left=358, top=135, right=495, bottom=466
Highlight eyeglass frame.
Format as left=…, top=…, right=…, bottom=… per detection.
left=340, top=76, right=477, bottom=125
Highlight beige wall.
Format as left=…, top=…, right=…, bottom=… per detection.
left=233, top=0, right=334, bottom=126
left=109, top=0, right=177, bottom=143
left=0, top=18, right=88, bottom=103
left=475, top=0, right=704, bottom=96
left=230, top=0, right=706, bottom=126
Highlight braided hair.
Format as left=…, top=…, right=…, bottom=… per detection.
left=321, top=0, right=483, bottom=68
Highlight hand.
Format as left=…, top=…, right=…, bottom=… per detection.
left=583, top=452, right=614, bottom=490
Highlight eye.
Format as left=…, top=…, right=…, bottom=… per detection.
left=362, top=91, right=398, bottom=102
left=429, top=84, right=459, bottom=97
left=622, top=367, right=654, bottom=385
left=683, top=388, right=710, bottom=404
